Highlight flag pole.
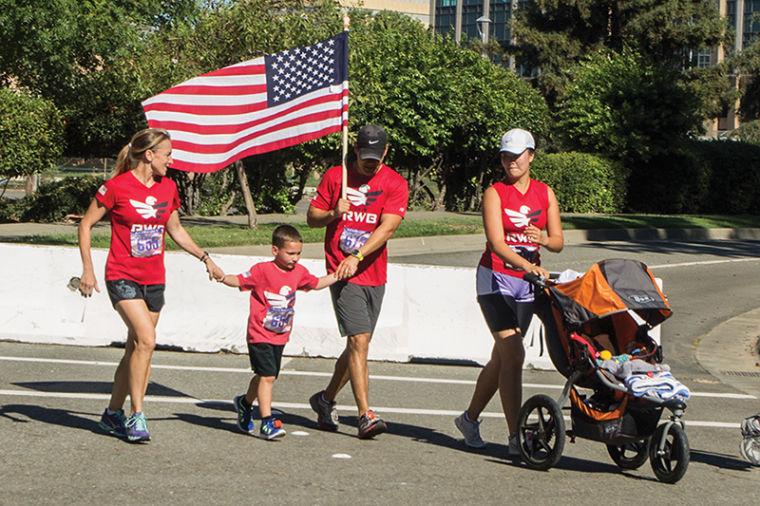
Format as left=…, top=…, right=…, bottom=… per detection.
left=341, top=14, right=350, bottom=200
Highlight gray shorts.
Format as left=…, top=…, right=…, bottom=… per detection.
left=329, top=281, right=385, bottom=337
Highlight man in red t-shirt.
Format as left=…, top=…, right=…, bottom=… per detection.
left=307, top=124, right=409, bottom=439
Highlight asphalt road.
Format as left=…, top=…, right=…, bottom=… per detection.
left=2, top=240, right=760, bottom=504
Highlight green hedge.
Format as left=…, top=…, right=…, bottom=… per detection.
left=624, top=139, right=760, bottom=214
left=692, top=140, right=760, bottom=214
left=530, top=152, right=626, bottom=213
left=624, top=148, right=709, bottom=213
left=13, top=175, right=105, bottom=223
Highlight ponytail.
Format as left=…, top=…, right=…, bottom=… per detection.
left=113, top=144, right=133, bottom=177
left=111, top=128, right=171, bottom=178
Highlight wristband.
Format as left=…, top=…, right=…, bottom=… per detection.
left=351, top=250, right=364, bottom=262
left=199, top=251, right=210, bottom=263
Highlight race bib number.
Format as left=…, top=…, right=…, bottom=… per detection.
left=263, top=306, right=294, bottom=334
left=130, top=225, right=164, bottom=258
left=339, top=226, right=370, bottom=255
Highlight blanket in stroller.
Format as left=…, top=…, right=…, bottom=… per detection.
left=623, top=371, right=690, bottom=401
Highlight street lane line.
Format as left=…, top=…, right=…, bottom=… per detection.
left=0, top=355, right=755, bottom=399
left=0, top=389, right=741, bottom=429
left=649, top=258, right=760, bottom=269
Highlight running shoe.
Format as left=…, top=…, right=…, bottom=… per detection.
left=125, top=412, right=151, bottom=443
left=454, top=412, right=486, bottom=449
left=259, top=418, right=286, bottom=440
left=508, top=433, right=520, bottom=456
left=233, top=394, right=255, bottom=435
left=98, top=408, right=127, bottom=438
left=309, top=390, right=339, bottom=431
left=357, top=410, right=387, bottom=439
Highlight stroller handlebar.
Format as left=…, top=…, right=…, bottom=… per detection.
left=523, top=271, right=560, bottom=288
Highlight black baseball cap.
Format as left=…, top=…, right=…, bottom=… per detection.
left=356, top=124, right=387, bottom=160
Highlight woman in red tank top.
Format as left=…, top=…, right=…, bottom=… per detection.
left=455, top=129, right=564, bottom=455
left=77, top=128, right=224, bottom=442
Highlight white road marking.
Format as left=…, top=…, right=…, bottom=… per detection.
left=0, top=389, right=743, bottom=430
left=331, top=454, right=351, bottom=459
left=291, top=430, right=309, bottom=436
left=649, top=257, right=760, bottom=269
left=0, top=355, right=755, bottom=399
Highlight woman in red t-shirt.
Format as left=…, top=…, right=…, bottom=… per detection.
left=77, top=128, right=223, bottom=443
left=454, top=129, right=564, bottom=455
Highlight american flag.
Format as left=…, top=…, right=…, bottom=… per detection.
left=142, top=32, right=349, bottom=173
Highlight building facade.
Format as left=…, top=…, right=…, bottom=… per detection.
left=338, top=0, right=433, bottom=25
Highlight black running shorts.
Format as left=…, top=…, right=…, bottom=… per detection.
left=329, top=281, right=385, bottom=337
left=248, top=343, right=285, bottom=377
left=106, top=279, right=165, bottom=313
left=476, top=293, right=535, bottom=334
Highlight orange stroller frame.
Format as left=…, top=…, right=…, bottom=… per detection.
left=518, top=258, right=689, bottom=483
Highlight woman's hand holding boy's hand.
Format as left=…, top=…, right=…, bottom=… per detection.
left=205, top=259, right=225, bottom=281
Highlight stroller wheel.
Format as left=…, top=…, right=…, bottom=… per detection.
left=649, top=422, right=690, bottom=484
left=517, top=394, right=565, bottom=471
left=607, top=439, right=650, bottom=470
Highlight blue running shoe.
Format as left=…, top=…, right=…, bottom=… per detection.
left=125, top=412, right=151, bottom=443
left=99, top=408, right=126, bottom=438
left=233, top=394, right=255, bottom=434
left=259, top=418, right=286, bottom=440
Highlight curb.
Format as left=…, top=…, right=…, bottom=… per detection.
left=696, top=306, right=760, bottom=398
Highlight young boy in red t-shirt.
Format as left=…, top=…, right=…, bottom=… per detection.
left=219, top=225, right=337, bottom=439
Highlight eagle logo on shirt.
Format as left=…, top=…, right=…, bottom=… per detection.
left=264, top=286, right=296, bottom=308
left=505, top=205, right=541, bottom=228
left=346, top=186, right=382, bottom=207
left=130, top=196, right=168, bottom=219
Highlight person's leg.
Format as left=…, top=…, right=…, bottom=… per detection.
left=107, top=329, right=135, bottom=411
left=346, top=332, right=371, bottom=416
left=109, top=310, right=160, bottom=411
left=323, top=348, right=350, bottom=401
left=465, top=342, right=501, bottom=420
left=233, top=373, right=257, bottom=435
left=256, top=376, right=276, bottom=418
left=245, top=375, right=260, bottom=407
left=493, top=330, right=525, bottom=434
left=258, top=344, right=286, bottom=439
left=114, top=299, right=158, bottom=415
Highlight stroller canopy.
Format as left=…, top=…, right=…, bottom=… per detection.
left=549, top=258, right=672, bottom=328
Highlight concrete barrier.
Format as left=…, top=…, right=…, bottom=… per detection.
left=0, top=244, right=660, bottom=369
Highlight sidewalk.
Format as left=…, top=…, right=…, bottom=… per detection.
left=2, top=211, right=760, bottom=260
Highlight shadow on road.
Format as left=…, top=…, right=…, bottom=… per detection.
left=0, top=403, right=104, bottom=436
left=690, top=449, right=753, bottom=471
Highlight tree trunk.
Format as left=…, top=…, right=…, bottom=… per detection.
left=219, top=193, right=236, bottom=216
left=434, top=181, right=447, bottom=211
left=25, top=173, right=39, bottom=196
left=235, top=161, right=257, bottom=228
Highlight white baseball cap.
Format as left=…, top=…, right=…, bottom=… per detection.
left=500, top=128, right=535, bottom=155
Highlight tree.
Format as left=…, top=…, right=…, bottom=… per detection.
left=513, top=0, right=728, bottom=109
left=0, top=88, right=63, bottom=184
left=137, top=4, right=549, bottom=212
left=556, top=51, right=703, bottom=160
left=0, top=0, right=203, bottom=154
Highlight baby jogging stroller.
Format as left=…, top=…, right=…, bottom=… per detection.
left=518, top=258, right=690, bottom=484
